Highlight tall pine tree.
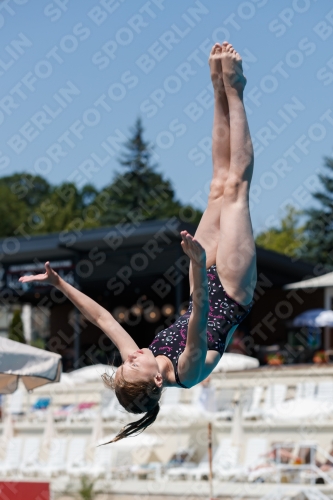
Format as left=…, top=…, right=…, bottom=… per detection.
left=101, top=117, right=201, bottom=226
left=0, top=120, right=202, bottom=237
left=300, top=156, right=333, bottom=267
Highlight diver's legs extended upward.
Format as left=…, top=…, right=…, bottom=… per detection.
left=190, top=43, right=231, bottom=293
left=215, top=42, right=256, bottom=306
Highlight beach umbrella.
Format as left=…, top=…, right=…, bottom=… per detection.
left=0, top=337, right=62, bottom=394
left=212, top=353, right=259, bottom=373
left=292, top=309, right=333, bottom=328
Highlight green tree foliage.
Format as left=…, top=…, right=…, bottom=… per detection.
left=255, top=206, right=305, bottom=258
left=29, top=182, right=100, bottom=234
left=8, top=309, right=26, bottom=344
left=0, top=176, right=100, bottom=237
left=0, top=183, right=28, bottom=237
left=0, top=118, right=202, bottom=238
left=0, top=173, right=50, bottom=237
left=299, top=156, right=333, bottom=267
left=1, top=173, right=51, bottom=208
left=78, top=476, right=94, bottom=500
left=100, top=118, right=202, bottom=226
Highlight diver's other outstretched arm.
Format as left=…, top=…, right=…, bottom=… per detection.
left=177, top=232, right=209, bottom=387
left=57, top=278, right=139, bottom=360
left=19, top=262, right=139, bottom=360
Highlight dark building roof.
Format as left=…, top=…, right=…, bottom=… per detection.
left=255, top=246, right=315, bottom=287
left=0, top=218, right=315, bottom=298
left=1, top=218, right=190, bottom=264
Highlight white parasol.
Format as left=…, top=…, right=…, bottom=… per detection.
left=0, top=337, right=62, bottom=394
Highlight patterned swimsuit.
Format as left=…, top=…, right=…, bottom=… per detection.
left=148, top=265, right=253, bottom=388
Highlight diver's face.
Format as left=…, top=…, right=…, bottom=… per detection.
left=120, top=348, right=159, bottom=384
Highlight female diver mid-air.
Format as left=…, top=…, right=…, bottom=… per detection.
left=20, top=42, right=257, bottom=443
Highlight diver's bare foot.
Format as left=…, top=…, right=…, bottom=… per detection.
left=221, top=42, right=247, bottom=96
left=208, top=43, right=224, bottom=94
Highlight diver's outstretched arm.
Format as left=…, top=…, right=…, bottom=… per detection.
left=177, top=232, right=209, bottom=387
left=19, top=262, right=139, bottom=360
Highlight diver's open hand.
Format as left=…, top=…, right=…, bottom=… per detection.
left=180, top=231, right=206, bottom=267
left=19, top=261, right=60, bottom=287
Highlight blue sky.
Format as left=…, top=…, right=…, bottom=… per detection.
left=1, top=0, right=333, bottom=234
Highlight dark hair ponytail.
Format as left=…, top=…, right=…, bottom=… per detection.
left=102, top=404, right=160, bottom=445
left=101, top=368, right=162, bottom=445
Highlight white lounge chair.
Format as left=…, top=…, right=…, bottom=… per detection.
left=70, top=445, right=113, bottom=479
left=316, top=381, right=333, bottom=403
left=102, top=396, right=117, bottom=420
left=67, top=438, right=87, bottom=474
left=195, top=385, right=217, bottom=414
left=300, top=488, right=332, bottom=500
left=263, top=384, right=287, bottom=411
left=39, top=438, right=67, bottom=477
left=243, top=386, right=263, bottom=419
left=214, top=388, right=234, bottom=420
left=92, top=445, right=113, bottom=479
left=132, top=444, right=195, bottom=480
left=218, top=437, right=268, bottom=481
left=262, top=384, right=288, bottom=422
left=166, top=438, right=238, bottom=480
left=20, top=437, right=41, bottom=476
left=167, top=458, right=201, bottom=480
left=112, top=445, right=136, bottom=479
left=295, top=381, right=316, bottom=400
left=182, top=439, right=238, bottom=480
left=158, top=387, right=202, bottom=426
left=0, top=437, right=23, bottom=476
left=189, top=385, right=203, bottom=404
left=102, top=396, right=130, bottom=424
left=101, top=389, right=115, bottom=420
left=242, top=437, right=268, bottom=475
left=162, top=387, right=181, bottom=406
